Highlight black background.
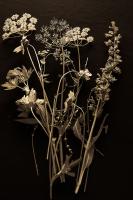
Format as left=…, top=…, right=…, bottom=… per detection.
left=0, top=0, right=133, bottom=200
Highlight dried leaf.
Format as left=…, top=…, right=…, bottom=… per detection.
left=86, top=145, right=95, bottom=168
left=17, top=111, right=29, bottom=118
left=15, top=118, right=37, bottom=125
left=73, top=118, right=83, bottom=141
left=1, top=82, right=17, bottom=90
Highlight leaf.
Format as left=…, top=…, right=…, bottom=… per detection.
left=22, top=66, right=33, bottom=80
left=86, top=145, right=95, bottom=168
left=1, top=82, right=17, bottom=90
left=13, top=46, right=22, bottom=53
left=15, top=118, right=37, bottom=125
left=17, top=111, right=29, bottom=118
left=92, top=113, right=109, bottom=144
left=73, top=118, right=83, bottom=141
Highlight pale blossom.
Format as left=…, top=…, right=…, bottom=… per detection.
left=78, top=69, right=92, bottom=80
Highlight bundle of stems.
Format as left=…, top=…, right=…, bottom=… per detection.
left=1, top=14, right=122, bottom=199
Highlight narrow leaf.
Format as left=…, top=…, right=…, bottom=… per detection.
left=73, top=118, right=83, bottom=141
left=15, top=118, right=37, bottom=125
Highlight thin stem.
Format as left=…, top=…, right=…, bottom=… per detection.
left=77, top=45, right=81, bottom=71
left=60, top=46, right=65, bottom=110
left=28, top=44, right=42, bottom=72
left=32, top=126, right=39, bottom=176
left=59, top=131, right=65, bottom=182
left=27, top=46, right=52, bottom=114
left=30, top=107, right=48, bottom=136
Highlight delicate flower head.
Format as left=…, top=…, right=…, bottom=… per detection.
left=2, top=13, right=37, bottom=40
left=64, top=91, right=76, bottom=112
left=78, top=69, right=92, bottom=80
left=16, top=88, right=44, bottom=109
left=36, top=18, right=70, bottom=49
left=62, top=26, right=94, bottom=46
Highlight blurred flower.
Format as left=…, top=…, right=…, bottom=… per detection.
left=2, top=66, right=32, bottom=90
left=16, top=88, right=44, bottom=109
left=62, top=27, right=94, bottom=46
left=2, top=13, right=37, bottom=40
left=64, top=91, right=76, bottom=112
left=78, top=69, right=92, bottom=80
left=36, top=18, right=70, bottom=49
left=94, top=21, right=122, bottom=102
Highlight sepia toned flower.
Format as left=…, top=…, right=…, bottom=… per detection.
left=2, top=13, right=37, bottom=40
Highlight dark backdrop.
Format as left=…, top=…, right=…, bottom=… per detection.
left=0, top=0, right=133, bottom=200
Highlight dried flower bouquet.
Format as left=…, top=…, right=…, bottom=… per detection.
left=1, top=13, right=122, bottom=199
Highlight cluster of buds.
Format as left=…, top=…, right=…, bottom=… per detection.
left=94, top=21, right=122, bottom=103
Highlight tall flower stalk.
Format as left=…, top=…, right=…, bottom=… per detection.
left=2, top=14, right=122, bottom=199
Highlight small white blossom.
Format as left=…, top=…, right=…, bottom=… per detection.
left=2, top=33, right=10, bottom=40
left=87, top=36, right=94, bottom=43
left=11, top=14, right=19, bottom=20
left=78, top=69, right=92, bottom=80
left=30, top=17, right=38, bottom=24
left=64, top=91, right=76, bottom=112
left=23, top=13, right=31, bottom=18
left=82, top=28, right=90, bottom=32
left=16, top=88, right=44, bottom=107
left=28, top=23, right=35, bottom=30
left=10, top=26, right=17, bottom=33
left=3, top=25, right=10, bottom=32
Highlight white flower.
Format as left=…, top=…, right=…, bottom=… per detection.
left=20, top=22, right=27, bottom=31
left=16, top=88, right=36, bottom=105
left=78, top=69, right=92, bottom=80
left=28, top=23, right=36, bottom=30
left=19, top=16, right=27, bottom=22
left=16, top=88, right=44, bottom=108
left=23, top=13, right=31, bottom=18
left=11, top=14, right=19, bottom=20
left=81, top=31, right=88, bottom=37
left=10, top=26, right=17, bottom=33
left=2, top=33, right=10, bottom=40
left=2, top=13, right=37, bottom=40
left=64, top=91, right=76, bottom=112
left=68, top=91, right=76, bottom=101
left=63, top=27, right=94, bottom=45
left=73, top=27, right=80, bottom=34
left=10, top=21, right=16, bottom=26
left=3, top=25, right=10, bottom=32
left=82, top=28, right=90, bottom=32
left=30, top=17, right=37, bottom=24
left=5, top=18, right=12, bottom=24
left=87, top=36, right=94, bottom=43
